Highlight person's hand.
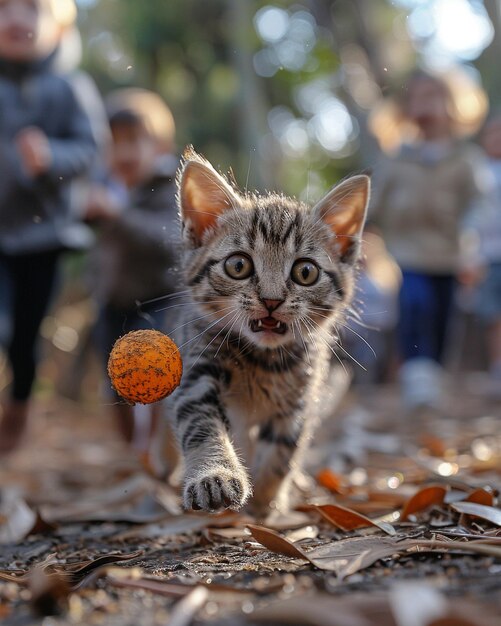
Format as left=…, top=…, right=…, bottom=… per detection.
left=15, top=127, right=52, bottom=177
left=83, top=185, right=122, bottom=221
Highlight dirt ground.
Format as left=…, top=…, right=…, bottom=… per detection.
left=1, top=376, right=501, bottom=626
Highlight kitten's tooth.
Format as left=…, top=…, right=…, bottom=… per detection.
left=257, top=319, right=263, bottom=328
left=275, top=321, right=281, bottom=328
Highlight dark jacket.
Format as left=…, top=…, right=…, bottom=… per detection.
left=91, top=154, right=182, bottom=309
left=0, top=52, right=97, bottom=255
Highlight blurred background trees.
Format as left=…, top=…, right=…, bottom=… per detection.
left=76, top=0, right=498, bottom=197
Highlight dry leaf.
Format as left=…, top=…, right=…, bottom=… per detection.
left=316, top=469, right=348, bottom=494
left=0, top=551, right=142, bottom=590
left=464, top=489, right=494, bottom=506
left=450, top=502, right=501, bottom=526
left=0, top=495, right=37, bottom=544
left=313, top=503, right=396, bottom=535
left=400, top=486, right=447, bottom=521
left=246, top=524, right=309, bottom=560
left=0, top=493, right=56, bottom=544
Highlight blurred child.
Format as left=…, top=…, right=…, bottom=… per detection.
left=370, top=70, right=488, bottom=412
left=469, top=116, right=501, bottom=392
left=0, top=0, right=97, bottom=452
left=83, top=88, right=181, bottom=461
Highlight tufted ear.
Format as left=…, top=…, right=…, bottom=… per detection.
left=178, top=148, right=239, bottom=247
left=312, top=175, right=370, bottom=262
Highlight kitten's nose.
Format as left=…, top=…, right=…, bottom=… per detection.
left=261, top=298, right=284, bottom=313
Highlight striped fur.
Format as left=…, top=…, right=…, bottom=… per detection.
left=167, top=148, right=369, bottom=514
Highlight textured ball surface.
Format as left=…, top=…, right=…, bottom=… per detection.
left=107, top=330, right=183, bottom=404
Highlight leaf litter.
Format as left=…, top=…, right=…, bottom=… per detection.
left=1, top=389, right=501, bottom=624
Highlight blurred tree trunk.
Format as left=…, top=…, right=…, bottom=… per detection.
left=226, top=0, right=276, bottom=190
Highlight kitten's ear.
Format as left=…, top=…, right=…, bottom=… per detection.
left=312, top=175, right=370, bottom=262
left=178, top=148, right=239, bottom=246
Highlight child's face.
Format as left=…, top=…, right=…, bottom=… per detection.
left=405, top=77, right=452, bottom=139
left=110, top=121, right=159, bottom=189
left=0, top=0, right=60, bottom=62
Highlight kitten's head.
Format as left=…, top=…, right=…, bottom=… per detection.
left=177, top=147, right=369, bottom=349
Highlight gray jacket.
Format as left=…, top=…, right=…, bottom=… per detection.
left=91, top=155, right=182, bottom=309
left=0, top=52, right=97, bottom=255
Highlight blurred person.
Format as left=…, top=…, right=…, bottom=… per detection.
left=465, top=115, right=501, bottom=393
left=0, top=0, right=97, bottom=453
left=83, top=88, right=181, bottom=463
left=369, top=70, right=489, bottom=412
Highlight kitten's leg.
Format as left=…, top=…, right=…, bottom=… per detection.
left=173, top=366, right=251, bottom=512
left=249, top=414, right=306, bottom=514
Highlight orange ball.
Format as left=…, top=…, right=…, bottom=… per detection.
left=107, top=329, right=183, bottom=404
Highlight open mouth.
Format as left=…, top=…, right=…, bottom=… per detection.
left=250, top=316, right=287, bottom=335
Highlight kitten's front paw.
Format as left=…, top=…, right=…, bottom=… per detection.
left=184, top=467, right=252, bottom=512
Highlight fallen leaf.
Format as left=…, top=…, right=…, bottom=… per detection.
left=246, top=525, right=309, bottom=560
left=248, top=525, right=501, bottom=580
left=400, top=486, right=447, bottom=521
left=464, top=489, right=494, bottom=506
left=0, top=494, right=56, bottom=544
left=450, top=502, right=501, bottom=526
left=316, top=469, right=348, bottom=494
left=0, top=551, right=142, bottom=590
left=313, top=504, right=396, bottom=535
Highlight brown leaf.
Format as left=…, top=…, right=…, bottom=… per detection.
left=400, top=486, right=447, bottom=521
left=0, top=551, right=142, bottom=590
left=450, top=502, right=501, bottom=526
left=247, top=525, right=412, bottom=579
left=316, top=468, right=348, bottom=494
left=248, top=525, right=501, bottom=581
left=61, top=550, right=143, bottom=586
left=246, top=524, right=309, bottom=560
left=313, top=503, right=396, bottom=535
left=464, top=489, right=494, bottom=506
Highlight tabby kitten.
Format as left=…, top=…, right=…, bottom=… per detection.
left=168, top=148, right=369, bottom=514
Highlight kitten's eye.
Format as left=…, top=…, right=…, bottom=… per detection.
left=291, top=259, right=319, bottom=286
left=224, top=254, right=254, bottom=280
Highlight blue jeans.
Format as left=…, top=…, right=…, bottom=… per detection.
left=398, top=271, right=455, bottom=364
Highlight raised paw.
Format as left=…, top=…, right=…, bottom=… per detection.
left=183, top=467, right=251, bottom=512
